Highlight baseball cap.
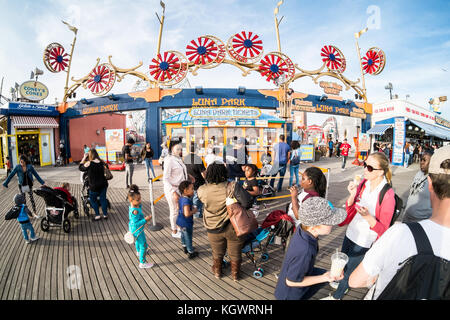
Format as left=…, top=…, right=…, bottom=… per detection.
left=14, top=193, right=26, bottom=206
left=298, top=197, right=347, bottom=227
left=428, top=145, right=450, bottom=175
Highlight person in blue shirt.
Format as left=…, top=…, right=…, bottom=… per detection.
left=270, top=134, right=291, bottom=193
left=127, top=184, right=153, bottom=269
left=3, top=155, right=45, bottom=218
left=328, top=139, right=334, bottom=157
left=12, top=193, right=39, bottom=244
left=176, top=180, right=199, bottom=259
left=274, top=197, right=346, bottom=300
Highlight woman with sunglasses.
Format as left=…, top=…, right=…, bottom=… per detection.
left=322, top=152, right=396, bottom=300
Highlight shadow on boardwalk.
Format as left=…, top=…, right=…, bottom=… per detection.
left=0, top=157, right=418, bottom=300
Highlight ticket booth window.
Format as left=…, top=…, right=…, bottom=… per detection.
left=207, top=128, right=224, bottom=157
left=226, top=128, right=243, bottom=145
left=171, top=128, right=187, bottom=154
left=245, top=127, right=259, bottom=148
left=263, top=128, right=278, bottom=146
left=189, top=127, right=206, bottom=156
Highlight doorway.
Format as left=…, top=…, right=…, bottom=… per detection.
left=17, top=132, right=40, bottom=165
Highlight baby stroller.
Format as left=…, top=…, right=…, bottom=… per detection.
left=258, top=160, right=275, bottom=197
left=81, top=172, right=112, bottom=217
left=224, top=210, right=295, bottom=279
left=33, top=185, right=74, bottom=233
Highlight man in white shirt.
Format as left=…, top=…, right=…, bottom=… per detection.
left=349, top=145, right=450, bottom=299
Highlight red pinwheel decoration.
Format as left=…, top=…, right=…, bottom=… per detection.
left=227, top=31, right=263, bottom=64
left=149, top=51, right=183, bottom=83
left=43, top=43, right=69, bottom=73
left=186, top=36, right=218, bottom=65
left=362, top=47, right=386, bottom=75
left=320, top=45, right=346, bottom=73
left=86, top=63, right=116, bottom=96
left=259, top=52, right=295, bottom=84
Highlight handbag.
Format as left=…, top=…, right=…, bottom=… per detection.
left=20, top=185, right=30, bottom=193
left=226, top=182, right=258, bottom=237
left=124, top=224, right=145, bottom=244
left=104, top=163, right=113, bottom=180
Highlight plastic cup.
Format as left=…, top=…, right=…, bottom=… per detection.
left=330, top=252, right=349, bottom=278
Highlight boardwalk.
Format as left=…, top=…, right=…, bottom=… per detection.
left=0, top=157, right=417, bottom=300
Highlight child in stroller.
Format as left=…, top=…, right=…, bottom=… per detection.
left=54, top=182, right=79, bottom=218
left=33, top=185, right=73, bottom=233
left=80, top=172, right=112, bottom=217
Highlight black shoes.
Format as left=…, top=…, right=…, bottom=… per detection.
left=188, top=251, right=198, bottom=259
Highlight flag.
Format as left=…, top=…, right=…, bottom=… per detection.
left=274, top=0, right=283, bottom=15
left=61, top=20, right=78, bottom=35
left=354, top=27, right=368, bottom=38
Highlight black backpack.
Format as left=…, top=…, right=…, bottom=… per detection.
left=377, top=222, right=450, bottom=300
left=5, top=206, right=21, bottom=220
left=378, top=183, right=404, bottom=226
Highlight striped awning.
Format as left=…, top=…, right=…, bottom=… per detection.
left=367, top=124, right=392, bottom=135
left=11, top=116, right=59, bottom=128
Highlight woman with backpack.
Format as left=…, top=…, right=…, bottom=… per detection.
left=289, top=140, right=301, bottom=188
left=79, top=149, right=109, bottom=221
left=322, top=152, right=396, bottom=300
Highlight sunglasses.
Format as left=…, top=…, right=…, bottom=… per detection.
left=363, top=162, right=383, bottom=172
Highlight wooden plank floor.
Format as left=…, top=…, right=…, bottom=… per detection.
left=0, top=179, right=371, bottom=300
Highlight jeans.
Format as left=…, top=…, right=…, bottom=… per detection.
left=342, top=156, right=348, bottom=169
left=333, top=236, right=370, bottom=299
left=20, top=222, right=36, bottom=241
left=180, top=226, right=194, bottom=253
left=192, top=190, right=203, bottom=218
left=404, top=154, right=410, bottom=167
left=289, top=164, right=300, bottom=187
left=270, top=163, right=287, bottom=192
left=144, top=158, right=156, bottom=180
left=89, top=187, right=108, bottom=217
left=125, top=163, right=134, bottom=187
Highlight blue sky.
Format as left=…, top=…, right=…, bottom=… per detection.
left=1, top=0, right=449, bottom=125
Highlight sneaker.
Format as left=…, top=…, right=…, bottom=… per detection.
left=171, top=231, right=181, bottom=238
left=93, top=215, right=101, bottom=221
left=329, top=281, right=339, bottom=290
left=30, top=236, right=40, bottom=242
left=25, top=239, right=31, bottom=244
left=103, top=215, right=108, bottom=220
left=320, top=294, right=339, bottom=300
left=188, top=251, right=198, bottom=259
left=139, top=262, right=154, bottom=269
left=183, top=246, right=188, bottom=254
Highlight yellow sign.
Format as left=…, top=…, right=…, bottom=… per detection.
left=19, top=81, right=49, bottom=101
left=82, top=104, right=119, bottom=115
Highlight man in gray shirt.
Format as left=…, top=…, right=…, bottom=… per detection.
left=401, top=150, right=433, bottom=222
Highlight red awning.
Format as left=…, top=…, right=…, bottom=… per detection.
left=11, top=116, right=59, bottom=128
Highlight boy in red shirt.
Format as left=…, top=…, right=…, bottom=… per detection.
left=340, top=139, right=351, bottom=171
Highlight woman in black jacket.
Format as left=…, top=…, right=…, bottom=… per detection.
left=79, top=149, right=109, bottom=221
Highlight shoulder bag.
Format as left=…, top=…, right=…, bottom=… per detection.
left=226, top=182, right=258, bottom=237
left=104, top=163, right=113, bottom=180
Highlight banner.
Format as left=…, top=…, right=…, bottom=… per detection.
left=96, top=146, right=107, bottom=162
left=392, top=118, right=405, bottom=166
left=300, top=144, right=314, bottom=161
left=359, top=133, right=370, bottom=152
left=105, top=129, right=124, bottom=152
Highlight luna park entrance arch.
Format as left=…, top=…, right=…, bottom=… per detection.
left=44, top=13, right=384, bottom=160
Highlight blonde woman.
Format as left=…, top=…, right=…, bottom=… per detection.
left=163, top=139, right=193, bottom=238
left=323, top=152, right=396, bottom=300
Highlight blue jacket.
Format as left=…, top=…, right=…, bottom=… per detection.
left=3, top=164, right=45, bottom=188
